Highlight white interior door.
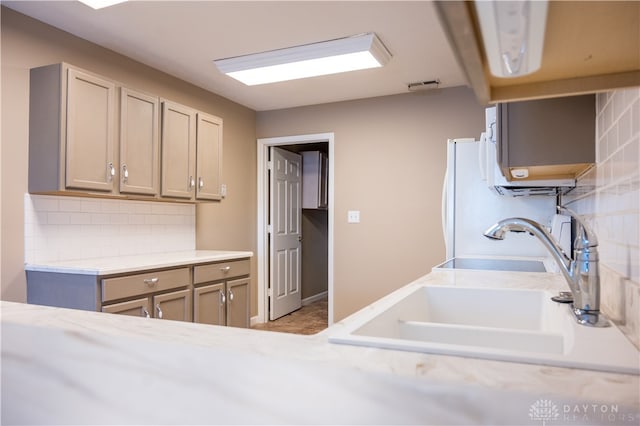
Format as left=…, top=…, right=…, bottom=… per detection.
left=269, top=147, right=302, bottom=320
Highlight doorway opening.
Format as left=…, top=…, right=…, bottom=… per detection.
left=256, top=133, right=334, bottom=329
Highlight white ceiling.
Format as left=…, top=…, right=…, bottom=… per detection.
left=3, top=0, right=467, bottom=111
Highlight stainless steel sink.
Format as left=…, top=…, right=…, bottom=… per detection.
left=435, top=257, right=547, bottom=272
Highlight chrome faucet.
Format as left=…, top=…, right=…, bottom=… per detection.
left=484, top=207, right=609, bottom=327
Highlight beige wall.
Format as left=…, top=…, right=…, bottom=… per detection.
left=0, top=8, right=257, bottom=306
left=257, top=88, right=485, bottom=320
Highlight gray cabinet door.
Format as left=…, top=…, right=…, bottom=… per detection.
left=65, top=68, right=116, bottom=191
left=302, top=151, right=328, bottom=209
left=193, top=283, right=226, bottom=326
left=161, top=100, right=196, bottom=199
left=102, top=298, right=150, bottom=318
left=153, top=289, right=191, bottom=322
left=226, top=278, right=250, bottom=328
left=497, top=95, right=595, bottom=174
left=196, top=112, right=223, bottom=200
left=120, top=87, right=159, bottom=195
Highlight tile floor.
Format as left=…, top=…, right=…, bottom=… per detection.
left=251, top=298, right=328, bottom=335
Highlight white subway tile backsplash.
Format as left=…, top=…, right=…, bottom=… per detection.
left=632, top=100, right=640, bottom=136
left=47, top=212, right=71, bottom=225
left=58, top=199, right=82, bottom=212
left=81, top=200, right=101, bottom=213
left=32, top=197, right=59, bottom=212
left=24, top=194, right=196, bottom=264
left=134, top=202, right=152, bottom=214
left=565, top=87, right=640, bottom=348
left=70, top=213, right=91, bottom=225
left=91, top=213, right=111, bottom=225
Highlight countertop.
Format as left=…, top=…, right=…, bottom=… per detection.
left=23, top=250, right=253, bottom=275
left=2, top=269, right=639, bottom=425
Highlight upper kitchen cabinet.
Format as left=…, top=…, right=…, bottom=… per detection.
left=497, top=95, right=595, bottom=181
left=29, top=63, right=117, bottom=193
left=196, top=112, right=223, bottom=201
left=435, top=1, right=640, bottom=105
left=160, top=100, right=197, bottom=199
left=119, top=87, right=160, bottom=196
left=29, top=63, right=223, bottom=202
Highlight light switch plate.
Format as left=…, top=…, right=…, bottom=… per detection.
left=347, top=210, right=360, bottom=223
left=220, top=184, right=227, bottom=198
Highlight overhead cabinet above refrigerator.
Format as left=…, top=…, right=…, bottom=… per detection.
left=491, top=94, right=596, bottom=183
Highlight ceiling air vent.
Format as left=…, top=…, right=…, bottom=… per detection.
left=407, top=79, right=440, bottom=92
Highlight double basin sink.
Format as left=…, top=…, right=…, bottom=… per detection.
left=329, top=269, right=639, bottom=374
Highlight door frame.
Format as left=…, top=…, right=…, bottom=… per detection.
left=256, top=132, right=335, bottom=325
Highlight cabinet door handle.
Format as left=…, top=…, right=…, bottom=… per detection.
left=198, top=177, right=204, bottom=189
left=107, top=162, right=115, bottom=181
left=220, top=266, right=231, bottom=273
left=142, top=307, right=150, bottom=318
left=122, top=164, right=129, bottom=183
left=189, top=176, right=195, bottom=190
left=143, top=277, right=159, bottom=286
left=155, top=304, right=163, bottom=319
left=220, top=291, right=226, bottom=305
left=228, top=289, right=234, bottom=302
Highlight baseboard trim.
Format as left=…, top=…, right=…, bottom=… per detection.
left=302, top=291, right=328, bottom=306
left=250, top=315, right=260, bottom=327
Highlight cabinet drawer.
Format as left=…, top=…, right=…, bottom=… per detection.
left=193, top=259, right=250, bottom=284
left=102, top=267, right=189, bottom=302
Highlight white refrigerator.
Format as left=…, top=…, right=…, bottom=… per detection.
left=442, top=138, right=556, bottom=261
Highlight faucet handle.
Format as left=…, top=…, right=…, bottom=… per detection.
left=558, top=206, right=598, bottom=248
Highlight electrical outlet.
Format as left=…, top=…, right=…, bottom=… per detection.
left=220, top=184, right=227, bottom=197
left=347, top=210, right=360, bottom=223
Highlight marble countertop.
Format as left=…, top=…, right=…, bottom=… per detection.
left=2, top=269, right=639, bottom=425
left=23, top=250, right=253, bottom=275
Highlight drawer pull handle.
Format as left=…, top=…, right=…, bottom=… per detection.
left=220, top=266, right=231, bottom=273
left=143, top=277, right=159, bottom=286
left=156, top=304, right=163, bottom=319
left=142, top=307, right=150, bottom=318
left=220, top=291, right=226, bottom=305
left=228, top=289, right=234, bottom=302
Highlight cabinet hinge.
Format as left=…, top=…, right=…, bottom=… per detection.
left=267, top=287, right=273, bottom=298
left=267, top=161, right=273, bottom=170
left=267, top=224, right=273, bottom=234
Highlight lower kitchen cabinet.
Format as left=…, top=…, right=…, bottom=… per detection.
left=100, top=268, right=191, bottom=321
left=153, top=289, right=191, bottom=321
left=193, top=279, right=250, bottom=328
left=193, top=283, right=225, bottom=326
left=226, top=278, right=250, bottom=328
left=101, top=288, right=191, bottom=321
left=25, top=255, right=251, bottom=327
left=102, top=297, right=149, bottom=317
left=193, top=259, right=251, bottom=328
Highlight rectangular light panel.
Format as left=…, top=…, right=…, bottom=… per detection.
left=214, top=32, right=392, bottom=86
left=78, top=0, right=128, bottom=10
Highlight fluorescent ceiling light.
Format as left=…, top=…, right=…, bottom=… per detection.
left=78, top=0, right=128, bottom=10
left=214, top=33, right=392, bottom=86
left=474, top=0, right=548, bottom=78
